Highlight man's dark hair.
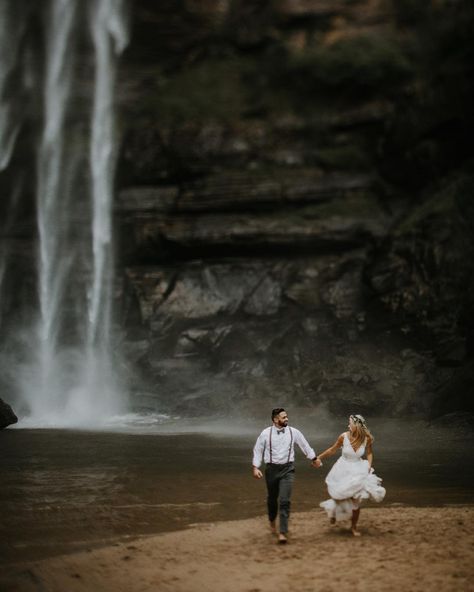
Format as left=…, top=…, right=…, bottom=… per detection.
left=272, top=407, right=285, bottom=420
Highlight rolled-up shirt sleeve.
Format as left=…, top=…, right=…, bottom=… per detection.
left=294, top=429, right=316, bottom=460
left=252, top=431, right=266, bottom=468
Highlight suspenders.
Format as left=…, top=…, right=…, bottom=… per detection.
left=268, top=426, right=293, bottom=464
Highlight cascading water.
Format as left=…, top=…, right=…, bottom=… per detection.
left=0, top=0, right=129, bottom=427
left=35, top=0, right=79, bottom=422
left=0, top=0, right=25, bottom=172
left=0, top=0, right=30, bottom=322
left=88, top=0, right=128, bottom=350
left=69, top=0, right=130, bottom=424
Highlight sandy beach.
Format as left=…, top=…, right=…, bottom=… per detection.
left=2, top=506, right=473, bottom=592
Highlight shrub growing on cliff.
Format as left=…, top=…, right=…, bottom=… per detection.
left=393, top=0, right=430, bottom=26
left=379, top=0, right=474, bottom=188
left=278, top=34, right=413, bottom=103
left=151, top=58, right=250, bottom=123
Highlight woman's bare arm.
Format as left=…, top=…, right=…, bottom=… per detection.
left=318, top=433, right=345, bottom=460
left=365, top=438, right=373, bottom=469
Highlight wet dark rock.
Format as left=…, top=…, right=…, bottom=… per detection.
left=122, top=249, right=441, bottom=417
left=117, top=172, right=374, bottom=217
left=320, top=265, right=365, bottom=320
left=120, top=123, right=259, bottom=183
left=368, top=174, right=474, bottom=360
left=139, top=209, right=383, bottom=249
left=125, top=254, right=376, bottom=326
left=117, top=186, right=179, bottom=213
left=119, top=188, right=388, bottom=264
left=0, top=398, right=18, bottom=429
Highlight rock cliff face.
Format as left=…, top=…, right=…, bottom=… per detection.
left=112, top=0, right=474, bottom=417
left=1, top=1, right=473, bottom=419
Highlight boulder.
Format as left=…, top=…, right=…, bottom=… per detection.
left=0, top=398, right=18, bottom=429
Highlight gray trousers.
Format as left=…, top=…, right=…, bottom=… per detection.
left=265, top=462, right=295, bottom=534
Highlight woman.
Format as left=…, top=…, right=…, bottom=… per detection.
left=317, top=414, right=385, bottom=536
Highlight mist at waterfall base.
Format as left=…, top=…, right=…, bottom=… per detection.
left=0, top=0, right=137, bottom=429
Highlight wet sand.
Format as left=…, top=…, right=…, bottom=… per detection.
left=2, top=506, right=473, bottom=592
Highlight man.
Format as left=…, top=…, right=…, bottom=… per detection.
left=252, top=408, right=321, bottom=544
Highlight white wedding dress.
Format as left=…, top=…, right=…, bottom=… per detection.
left=320, top=433, right=386, bottom=522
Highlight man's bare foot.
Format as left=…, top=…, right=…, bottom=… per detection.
left=330, top=517, right=336, bottom=525
left=269, top=520, right=276, bottom=534
left=351, top=528, right=361, bottom=537
left=278, top=533, right=288, bottom=544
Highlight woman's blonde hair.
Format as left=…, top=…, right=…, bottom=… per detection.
left=349, top=414, right=373, bottom=450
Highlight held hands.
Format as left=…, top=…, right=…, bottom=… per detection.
left=253, top=459, right=322, bottom=477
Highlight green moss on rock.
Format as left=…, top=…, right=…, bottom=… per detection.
left=317, top=144, right=371, bottom=170
left=279, top=34, right=413, bottom=103
left=151, top=58, right=251, bottom=123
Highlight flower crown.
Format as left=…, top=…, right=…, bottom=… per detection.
left=350, top=414, right=367, bottom=428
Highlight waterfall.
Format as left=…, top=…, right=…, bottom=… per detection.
left=0, top=0, right=129, bottom=426
left=88, top=0, right=129, bottom=349
left=0, top=0, right=29, bottom=322
left=0, top=0, right=24, bottom=171
left=35, top=0, right=78, bottom=419
left=72, top=0, right=130, bottom=424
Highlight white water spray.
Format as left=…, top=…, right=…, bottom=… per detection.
left=14, top=0, right=130, bottom=426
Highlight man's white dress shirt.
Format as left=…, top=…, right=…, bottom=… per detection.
left=252, top=426, right=316, bottom=467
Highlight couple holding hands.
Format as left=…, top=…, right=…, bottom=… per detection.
left=252, top=408, right=386, bottom=543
